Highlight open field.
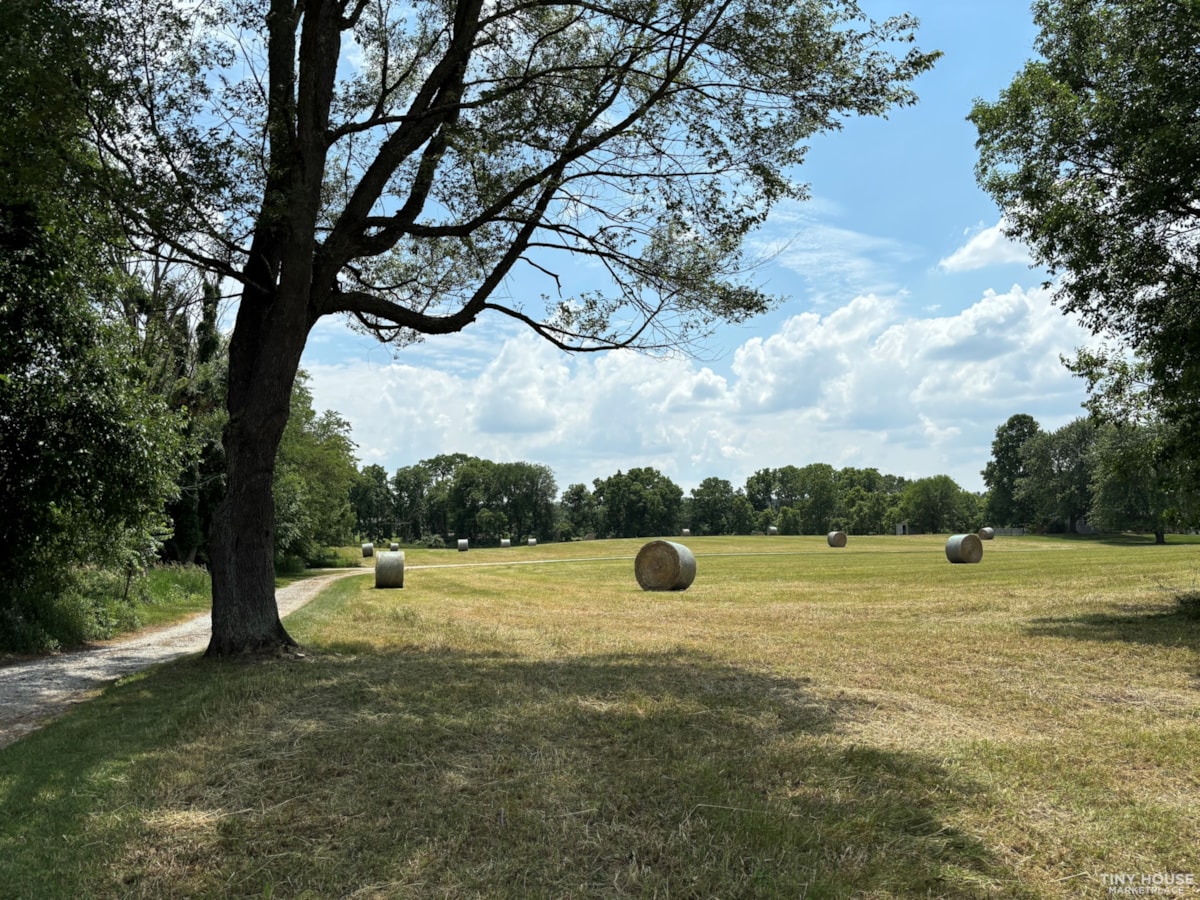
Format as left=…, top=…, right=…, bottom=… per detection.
left=1, top=534, right=1197, bottom=898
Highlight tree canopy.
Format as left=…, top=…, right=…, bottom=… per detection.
left=982, top=414, right=1040, bottom=527
left=971, top=0, right=1200, bottom=457
left=0, top=0, right=187, bottom=650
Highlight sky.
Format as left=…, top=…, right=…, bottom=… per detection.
left=300, top=0, right=1094, bottom=497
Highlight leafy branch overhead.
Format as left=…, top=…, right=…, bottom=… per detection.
left=97, top=0, right=938, bottom=353
left=971, top=0, right=1200, bottom=452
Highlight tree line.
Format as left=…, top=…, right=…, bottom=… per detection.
left=347, top=457, right=989, bottom=544
left=983, top=410, right=1197, bottom=544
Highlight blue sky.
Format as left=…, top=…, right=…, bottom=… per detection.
left=302, top=0, right=1094, bottom=496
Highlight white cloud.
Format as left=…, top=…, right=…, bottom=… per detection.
left=301, top=283, right=1094, bottom=495
left=938, top=219, right=1034, bottom=272
left=753, top=198, right=920, bottom=303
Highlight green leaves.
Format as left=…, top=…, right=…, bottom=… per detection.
left=972, top=0, right=1200, bottom=464
left=272, top=372, right=360, bottom=565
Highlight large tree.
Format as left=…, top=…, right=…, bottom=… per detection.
left=1, top=0, right=186, bottom=650
left=1089, top=422, right=1185, bottom=544
left=981, top=413, right=1041, bottom=527
left=593, top=467, right=683, bottom=538
left=971, top=0, right=1200, bottom=462
left=1015, top=416, right=1096, bottom=533
left=86, top=0, right=936, bottom=655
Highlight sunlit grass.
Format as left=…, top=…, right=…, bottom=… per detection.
left=2, top=534, right=1197, bottom=897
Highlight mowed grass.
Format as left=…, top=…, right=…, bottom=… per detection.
left=2, top=534, right=1197, bottom=898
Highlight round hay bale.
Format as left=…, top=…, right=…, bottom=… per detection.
left=362, top=542, right=374, bottom=558
left=945, top=533, right=984, bottom=564
left=681, top=528, right=691, bottom=537
left=457, top=539, right=469, bottom=552
left=634, top=540, right=697, bottom=591
left=389, top=542, right=399, bottom=551
left=500, top=538, right=511, bottom=548
left=528, top=538, right=537, bottom=547
left=767, top=526, right=779, bottom=536
left=977, top=527, right=995, bottom=541
left=375, top=551, right=405, bottom=588
left=827, top=531, right=847, bottom=548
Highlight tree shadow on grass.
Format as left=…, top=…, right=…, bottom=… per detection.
left=0, top=647, right=1030, bottom=898
left=1023, top=532, right=1200, bottom=547
left=1026, top=600, right=1200, bottom=651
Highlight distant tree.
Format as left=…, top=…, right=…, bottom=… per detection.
left=1067, top=349, right=1199, bottom=535
left=842, top=486, right=898, bottom=535
left=900, top=476, right=974, bottom=534
left=972, top=0, right=1200, bottom=464
left=440, top=458, right=557, bottom=543
left=775, top=466, right=807, bottom=510
left=690, top=477, right=737, bottom=535
left=411, top=454, right=476, bottom=540
left=838, top=467, right=886, bottom=495
left=982, top=414, right=1041, bottom=526
left=744, top=468, right=780, bottom=512
left=796, top=463, right=839, bottom=534
left=1089, top=423, right=1190, bottom=544
left=729, top=493, right=757, bottom=535
left=1016, top=417, right=1096, bottom=533
left=272, top=373, right=359, bottom=565
left=350, top=464, right=395, bottom=542
left=494, top=462, right=557, bottom=542
left=778, top=506, right=803, bottom=536
left=560, top=483, right=598, bottom=539
left=593, top=468, right=683, bottom=538
left=447, top=458, right=495, bottom=541
left=392, top=465, right=434, bottom=543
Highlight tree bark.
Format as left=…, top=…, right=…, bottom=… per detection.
left=205, top=281, right=311, bottom=657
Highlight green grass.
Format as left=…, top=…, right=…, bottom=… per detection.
left=2, top=534, right=1198, bottom=898
left=134, top=564, right=215, bottom=629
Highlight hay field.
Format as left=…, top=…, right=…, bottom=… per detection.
left=2, top=534, right=1197, bottom=898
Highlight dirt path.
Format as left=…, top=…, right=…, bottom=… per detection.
left=0, top=570, right=367, bottom=750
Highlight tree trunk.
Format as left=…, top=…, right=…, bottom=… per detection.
left=1155, top=531, right=1166, bottom=545
left=205, top=282, right=311, bottom=657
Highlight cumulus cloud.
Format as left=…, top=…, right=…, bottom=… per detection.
left=938, top=219, right=1034, bottom=272
left=470, top=338, right=570, bottom=434
left=302, top=284, right=1093, bottom=494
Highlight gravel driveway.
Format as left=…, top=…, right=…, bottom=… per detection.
left=0, top=570, right=367, bottom=749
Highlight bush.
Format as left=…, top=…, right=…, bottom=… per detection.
left=419, top=534, right=446, bottom=549
left=274, top=553, right=307, bottom=576
left=305, top=546, right=363, bottom=568
left=0, top=563, right=132, bottom=654
left=0, top=561, right=215, bottom=655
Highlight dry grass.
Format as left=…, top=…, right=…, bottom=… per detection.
left=2, top=534, right=1198, bottom=898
